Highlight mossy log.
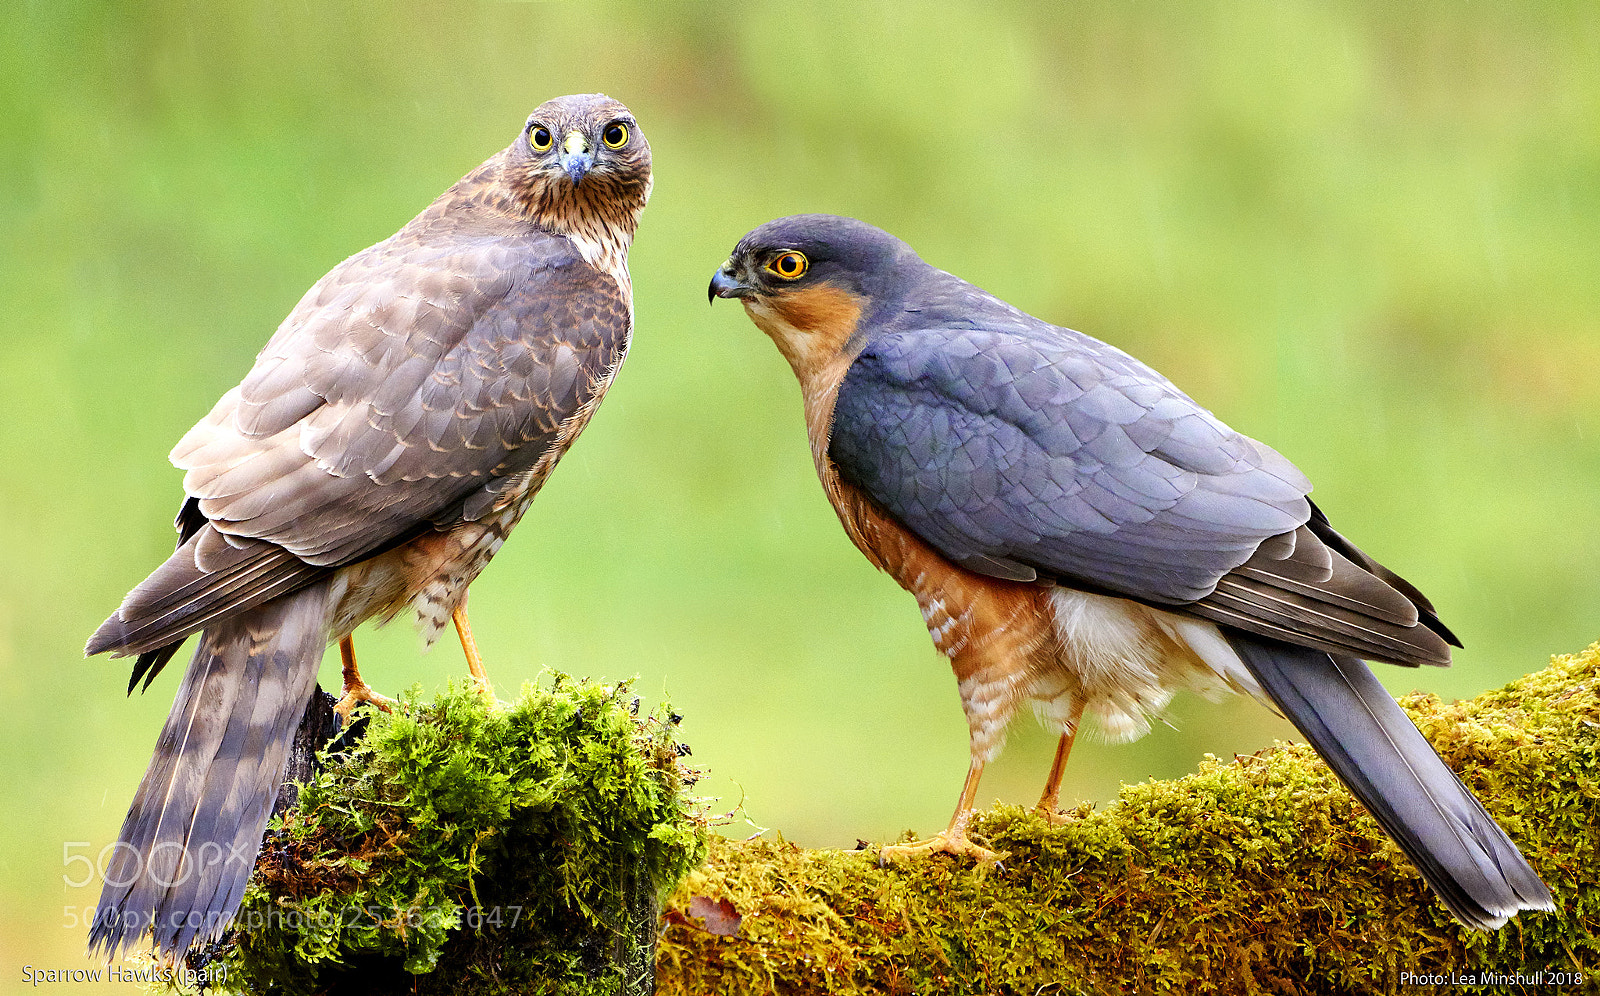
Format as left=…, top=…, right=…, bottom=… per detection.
left=656, top=645, right=1600, bottom=996
left=201, top=649, right=1595, bottom=994
left=204, top=677, right=707, bottom=995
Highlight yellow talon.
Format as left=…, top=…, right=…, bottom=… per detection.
left=333, top=635, right=395, bottom=722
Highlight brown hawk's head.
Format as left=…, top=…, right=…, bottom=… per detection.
left=503, top=93, right=652, bottom=259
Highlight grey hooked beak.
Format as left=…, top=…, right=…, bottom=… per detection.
left=708, top=260, right=751, bottom=304
left=559, top=130, right=594, bottom=184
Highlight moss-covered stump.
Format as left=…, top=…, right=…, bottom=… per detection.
left=658, top=645, right=1600, bottom=996
left=209, top=677, right=706, bottom=995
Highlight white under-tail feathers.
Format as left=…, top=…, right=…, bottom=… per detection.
left=89, top=581, right=330, bottom=962
left=1036, top=588, right=1265, bottom=745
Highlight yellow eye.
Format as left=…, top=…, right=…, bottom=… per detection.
left=602, top=122, right=629, bottom=149
left=529, top=126, right=553, bottom=151
left=766, top=251, right=808, bottom=280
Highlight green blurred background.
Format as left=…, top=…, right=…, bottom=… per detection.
left=2, top=0, right=1596, bottom=983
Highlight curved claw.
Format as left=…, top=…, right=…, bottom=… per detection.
left=334, top=634, right=395, bottom=724
left=334, top=681, right=395, bottom=723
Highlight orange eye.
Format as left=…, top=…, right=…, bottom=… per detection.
left=766, top=251, right=808, bottom=280
left=529, top=125, right=553, bottom=151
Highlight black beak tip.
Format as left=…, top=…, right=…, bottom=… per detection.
left=708, top=268, right=746, bottom=304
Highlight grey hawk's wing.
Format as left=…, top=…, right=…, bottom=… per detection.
left=830, top=281, right=1452, bottom=666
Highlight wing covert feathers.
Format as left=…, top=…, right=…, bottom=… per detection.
left=88, top=581, right=330, bottom=961
left=89, top=200, right=630, bottom=671
left=170, top=243, right=629, bottom=569
left=1227, top=632, right=1554, bottom=929
left=832, top=323, right=1314, bottom=605
left=831, top=315, right=1454, bottom=669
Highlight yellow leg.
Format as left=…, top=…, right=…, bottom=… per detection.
left=878, top=756, right=1006, bottom=865
left=333, top=635, right=395, bottom=722
left=1033, top=700, right=1087, bottom=824
left=452, top=602, right=492, bottom=695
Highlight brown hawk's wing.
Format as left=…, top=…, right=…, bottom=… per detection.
left=828, top=281, right=1452, bottom=666
left=90, top=226, right=629, bottom=659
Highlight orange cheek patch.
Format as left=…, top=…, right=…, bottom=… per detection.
left=747, top=283, right=868, bottom=389
left=767, top=284, right=864, bottom=344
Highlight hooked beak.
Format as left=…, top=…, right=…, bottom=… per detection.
left=708, top=260, right=751, bottom=304
left=559, top=130, right=594, bottom=184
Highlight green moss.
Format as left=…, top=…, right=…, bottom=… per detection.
left=209, top=676, right=706, bottom=995
left=658, top=645, right=1600, bottom=996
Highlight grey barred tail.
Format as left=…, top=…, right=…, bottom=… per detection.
left=88, top=581, right=329, bottom=962
left=1226, top=630, right=1554, bottom=929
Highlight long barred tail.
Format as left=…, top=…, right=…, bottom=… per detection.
left=1226, top=630, right=1554, bottom=929
left=88, top=581, right=330, bottom=962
